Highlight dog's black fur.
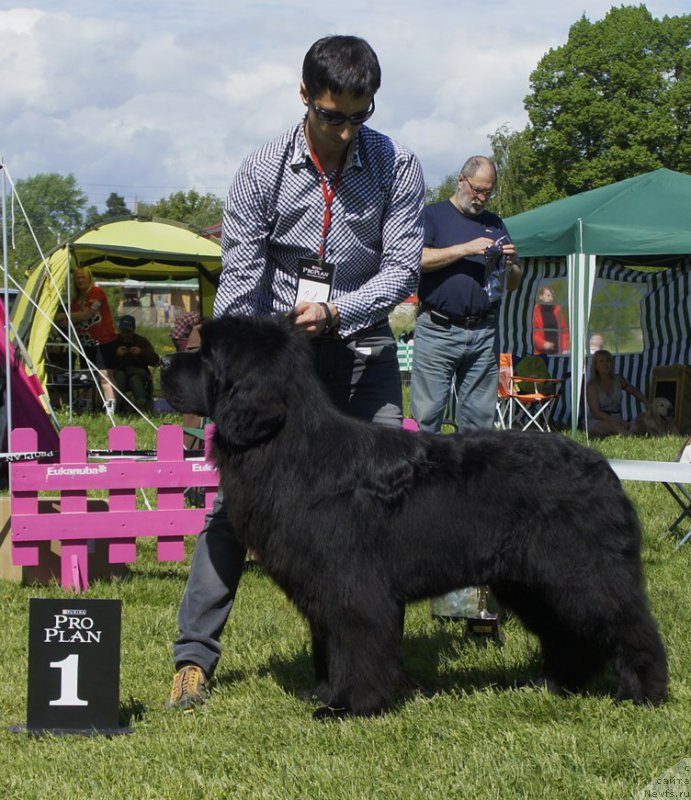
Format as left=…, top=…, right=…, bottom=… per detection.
left=161, top=315, right=668, bottom=716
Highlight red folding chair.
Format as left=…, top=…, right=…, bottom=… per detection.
left=495, top=353, right=564, bottom=432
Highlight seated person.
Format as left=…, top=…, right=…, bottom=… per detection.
left=586, top=349, right=648, bottom=436
left=171, top=311, right=201, bottom=352
left=113, top=315, right=160, bottom=412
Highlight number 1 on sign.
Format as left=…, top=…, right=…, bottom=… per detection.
left=49, top=654, right=88, bottom=706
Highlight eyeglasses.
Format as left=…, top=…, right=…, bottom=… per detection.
left=309, top=97, right=375, bottom=127
left=462, top=174, right=496, bottom=200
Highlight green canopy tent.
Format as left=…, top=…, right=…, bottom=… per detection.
left=11, top=216, right=222, bottom=388
left=504, top=168, right=691, bottom=434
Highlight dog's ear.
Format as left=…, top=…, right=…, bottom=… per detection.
left=213, top=377, right=287, bottom=447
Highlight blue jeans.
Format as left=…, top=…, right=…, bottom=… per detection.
left=410, top=310, right=499, bottom=619
left=410, top=311, right=499, bottom=432
left=174, top=325, right=403, bottom=676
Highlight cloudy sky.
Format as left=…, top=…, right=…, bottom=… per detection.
left=1, top=0, right=687, bottom=211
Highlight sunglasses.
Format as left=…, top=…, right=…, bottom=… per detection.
left=309, top=97, right=375, bottom=127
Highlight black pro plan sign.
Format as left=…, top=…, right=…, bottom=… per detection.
left=27, top=598, right=124, bottom=734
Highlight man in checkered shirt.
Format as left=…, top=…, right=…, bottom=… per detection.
left=168, top=34, right=425, bottom=711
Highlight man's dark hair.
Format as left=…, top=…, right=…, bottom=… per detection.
left=302, top=35, right=381, bottom=99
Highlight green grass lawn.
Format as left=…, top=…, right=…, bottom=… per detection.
left=1, top=413, right=690, bottom=800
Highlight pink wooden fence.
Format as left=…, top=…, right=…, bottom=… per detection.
left=10, top=425, right=219, bottom=591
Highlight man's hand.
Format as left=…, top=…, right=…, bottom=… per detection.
left=293, top=301, right=340, bottom=336
left=501, top=242, right=523, bottom=290
left=501, top=241, right=518, bottom=263
left=422, top=238, right=495, bottom=271
left=466, top=236, right=497, bottom=256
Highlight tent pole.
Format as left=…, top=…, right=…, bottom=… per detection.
left=66, top=246, right=74, bottom=421
left=568, top=254, right=578, bottom=436
left=1, top=159, right=13, bottom=455
left=574, top=219, right=584, bottom=439
left=568, top=249, right=596, bottom=437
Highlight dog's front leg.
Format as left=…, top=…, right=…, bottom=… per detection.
left=313, top=583, right=404, bottom=719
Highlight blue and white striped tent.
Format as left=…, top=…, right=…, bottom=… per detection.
left=504, top=169, right=691, bottom=433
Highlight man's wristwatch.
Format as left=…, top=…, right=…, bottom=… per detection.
left=319, top=302, right=339, bottom=333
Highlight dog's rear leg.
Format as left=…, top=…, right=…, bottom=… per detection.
left=492, top=582, right=606, bottom=693
left=540, top=633, right=606, bottom=694
left=612, top=604, right=668, bottom=706
left=538, top=567, right=668, bottom=704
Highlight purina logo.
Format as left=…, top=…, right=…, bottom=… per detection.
left=61, top=609, right=87, bottom=616
left=636, top=758, right=691, bottom=799
left=46, top=465, right=107, bottom=477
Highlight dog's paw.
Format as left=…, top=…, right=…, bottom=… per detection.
left=296, top=683, right=330, bottom=704
left=514, top=675, right=566, bottom=696
left=313, top=705, right=350, bottom=721
left=399, top=670, right=436, bottom=699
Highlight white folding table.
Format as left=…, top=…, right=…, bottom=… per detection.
left=609, top=459, right=691, bottom=549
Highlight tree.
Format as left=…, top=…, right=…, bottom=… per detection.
left=487, top=125, right=556, bottom=216
left=8, top=173, right=87, bottom=278
left=425, top=175, right=457, bottom=205
left=85, top=192, right=131, bottom=225
left=524, top=6, right=691, bottom=196
left=138, top=190, right=223, bottom=229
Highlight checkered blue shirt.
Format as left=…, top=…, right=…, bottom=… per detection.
left=214, top=121, right=425, bottom=337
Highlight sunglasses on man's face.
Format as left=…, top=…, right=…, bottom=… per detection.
left=309, top=97, right=375, bottom=126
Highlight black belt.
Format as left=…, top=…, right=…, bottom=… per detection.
left=315, top=319, right=390, bottom=343
left=422, top=305, right=495, bottom=329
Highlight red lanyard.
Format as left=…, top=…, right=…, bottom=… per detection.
left=308, top=144, right=347, bottom=261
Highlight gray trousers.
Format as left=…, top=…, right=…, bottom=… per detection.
left=174, top=325, right=403, bottom=675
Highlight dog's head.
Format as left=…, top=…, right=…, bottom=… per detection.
left=161, top=315, right=299, bottom=447
left=650, top=396, right=674, bottom=422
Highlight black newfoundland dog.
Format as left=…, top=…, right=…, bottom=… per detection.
left=161, top=314, right=668, bottom=716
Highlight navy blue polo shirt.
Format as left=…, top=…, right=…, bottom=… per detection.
left=418, top=200, right=511, bottom=318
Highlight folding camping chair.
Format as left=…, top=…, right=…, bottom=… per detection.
left=495, top=353, right=564, bottom=432
left=44, top=344, right=98, bottom=413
